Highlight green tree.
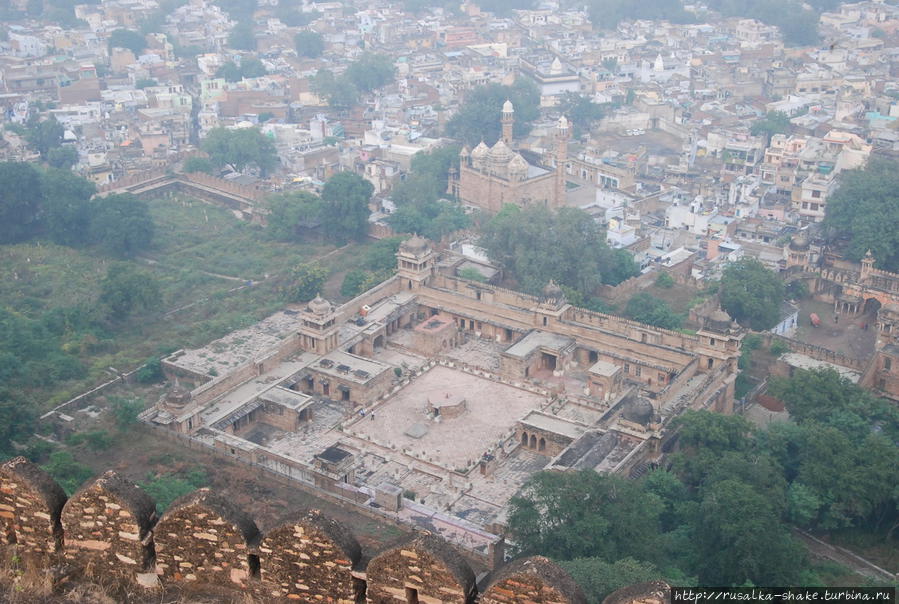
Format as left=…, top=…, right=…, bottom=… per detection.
left=201, top=127, right=278, bottom=176
left=559, top=558, right=665, bottom=604
left=41, top=450, right=92, bottom=495
left=135, top=77, right=157, bottom=89
left=40, top=167, right=96, bottom=246
left=99, top=264, right=162, bottom=319
left=110, top=396, right=144, bottom=429
left=390, top=145, right=460, bottom=205
left=0, top=161, right=43, bottom=243
left=275, top=1, right=319, bottom=26
left=239, top=56, right=266, bottom=78
left=387, top=200, right=470, bottom=241
left=108, top=29, right=147, bottom=54
left=750, top=111, right=791, bottom=143
left=480, top=204, right=633, bottom=297
left=46, top=146, right=78, bottom=169
left=25, top=115, right=64, bottom=157
left=719, top=258, right=785, bottom=330
left=0, top=389, right=37, bottom=458
left=182, top=156, right=215, bottom=174
left=558, top=92, right=605, bottom=139
left=625, top=292, right=683, bottom=330
left=294, top=30, right=324, bottom=57
left=692, top=479, right=806, bottom=585
left=283, top=262, right=328, bottom=302
left=266, top=190, right=323, bottom=241
left=216, top=60, right=243, bottom=82
left=655, top=272, right=675, bottom=288
left=508, top=471, right=664, bottom=563
left=228, top=22, right=255, bottom=50
left=320, top=172, right=374, bottom=242
left=446, top=78, right=540, bottom=146
left=89, top=193, right=155, bottom=256
left=344, top=53, right=395, bottom=93
left=824, top=158, right=899, bottom=271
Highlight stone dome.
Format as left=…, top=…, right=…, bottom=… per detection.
left=471, top=141, right=489, bottom=160
left=789, top=234, right=810, bottom=251
left=623, top=397, right=654, bottom=425
left=509, top=153, right=528, bottom=177
left=502, top=99, right=514, bottom=113
left=400, top=234, right=430, bottom=255
left=558, top=115, right=569, bottom=131
left=308, top=294, right=333, bottom=316
left=459, top=145, right=470, bottom=158
left=488, top=139, right=513, bottom=164
left=542, top=279, right=564, bottom=299
left=706, top=308, right=733, bottom=332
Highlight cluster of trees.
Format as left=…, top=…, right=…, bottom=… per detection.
left=750, top=111, right=792, bottom=144
left=445, top=78, right=540, bottom=147
left=479, top=205, right=639, bottom=303
left=0, top=162, right=155, bottom=257
left=387, top=146, right=471, bottom=240
left=825, top=158, right=899, bottom=272
left=8, top=113, right=79, bottom=170
left=21, top=0, right=89, bottom=29
left=274, top=2, right=320, bottom=26
left=586, top=0, right=693, bottom=30
left=625, top=293, right=683, bottom=330
left=108, top=29, right=148, bottom=55
left=705, top=0, right=820, bottom=46
left=719, top=258, right=785, bottom=330
left=509, top=368, right=899, bottom=601
left=200, top=127, right=278, bottom=176
left=267, top=172, right=375, bottom=244
left=311, top=54, right=396, bottom=110
left=294, top=30, right=325, bottom=58
left=215, top=57, right=267, bottom=82
left=558, top=92, right=606, bottom=140
left=341, top=237, right=403, bottom=298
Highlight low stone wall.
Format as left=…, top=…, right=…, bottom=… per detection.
left=0, top=457, right=587, bottom=604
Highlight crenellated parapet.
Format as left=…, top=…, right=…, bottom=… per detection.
left=0, top=457, right=589, bottom=603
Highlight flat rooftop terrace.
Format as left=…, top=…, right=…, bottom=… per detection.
left=167, top=310, right=300, bottom=377
left=347, top=366, right=548, bottom=471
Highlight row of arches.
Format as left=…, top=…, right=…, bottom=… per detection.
left=521, top=431, right=547, bottom=452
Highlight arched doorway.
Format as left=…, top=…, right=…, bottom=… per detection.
left=373, top=335, right=385, bottom=349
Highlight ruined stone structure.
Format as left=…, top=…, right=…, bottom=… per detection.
left=366, top=533, right=478, bottom=604
left=453, top=104, right=568, bottom=213
left=154, top=488, right=261, bottom=588
left=0, top=457, right=590, bottom=604
left=0, top=456, right=67, bottom=560
left=258, top=510, right=363, bottom=601
left=61, top=470, right=157, bottom=579
left=144, top=235, right=742, bottom=554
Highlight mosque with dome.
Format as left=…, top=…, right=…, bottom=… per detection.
left=452, top=100, right=571, bottom=213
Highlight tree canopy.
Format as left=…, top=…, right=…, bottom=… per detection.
left=446, top=78, right=540, bottom=147
left=343, top=53, right=396, bottom=93
left=719, top=258, right=785, bottom=330
left=319, top=172, right=374, bottom=242
left=825, top=158, right=899, bottom=271
left=586, top=0, right=693, bottom=30
left=558, top=92, right=606, bottom=139
left=201, top=127, right=278, bottom=176
left=89, top=193, right=155, bottom=257
left=41, top=167, right=96, bottom=247
left=25, top=115, right=64, bottom=158
left=227, top=21, right=255, bottom=50
left=0, top=161, right=43, bottom=243
left=108, top=29, right=147, bottom=54
left=750, top=111, right=792, bottom=143
left=282, top=262, right=328, bottom=302
left=294, top=30, right=324, bottom=58
left=99, top=264, right=162, bottom=320
left=625, top=292, right=683, bottom=330
left=266, top=190, right=323, bottom=241
left=479, top=205, right=638, bottom=298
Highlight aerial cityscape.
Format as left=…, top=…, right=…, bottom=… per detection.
left=0, top=0, right=898, bottom=601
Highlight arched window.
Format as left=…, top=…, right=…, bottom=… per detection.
left=521, top=432, right=528, bottom=446
left=538, top=437, right=546, bottom=452
left=529, top=435, right=537, bottom=449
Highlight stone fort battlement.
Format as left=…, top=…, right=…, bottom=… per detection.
left=0, top=456, right=588, bottom=603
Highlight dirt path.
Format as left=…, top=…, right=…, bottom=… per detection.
left=792, top=528, right=897, bottom=582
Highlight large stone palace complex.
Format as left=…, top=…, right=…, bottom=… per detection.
left=143, top=235, right=743, bottom=552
